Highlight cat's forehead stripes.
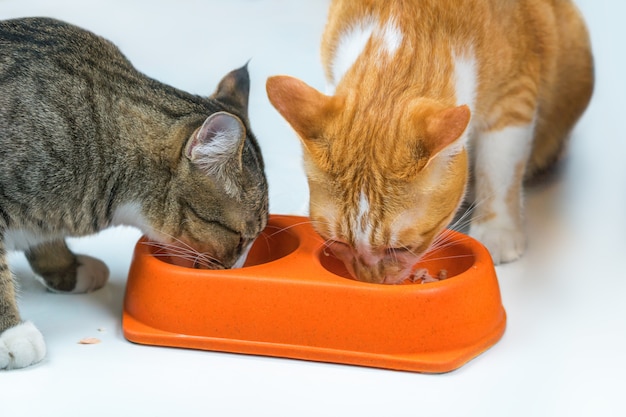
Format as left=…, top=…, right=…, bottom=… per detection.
left=354, top=191, right=373, bottom=252
left=344, top=186, right=395, bottom=250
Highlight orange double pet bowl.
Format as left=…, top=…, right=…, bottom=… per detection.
left=123, top=214, right=506, bottom=373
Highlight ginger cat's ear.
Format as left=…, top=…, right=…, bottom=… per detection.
left=266, top=75, right=339, bottom=141
left=424, top=104, right=471, bottom=161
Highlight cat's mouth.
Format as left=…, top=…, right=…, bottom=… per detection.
left=326, top=240, right=420, bottom=284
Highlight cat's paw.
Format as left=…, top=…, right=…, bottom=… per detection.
left=469, top=222, right=526, bottom=264
left=73, top=255, right=109, bottom=293
left=0, top=321, right=46, bottom=370
left=35, top=255, right=109, bottom=294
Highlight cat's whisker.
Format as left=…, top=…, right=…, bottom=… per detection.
left=150, top=248, right=225, bottom=270
left=449, top=193, right=501, bottom=233
left=426, top=233, right=475, bottom=259
left=141, top=241, right=195, bottom=257
left=320, top=237, right=342, bottom=257
left=449, top=207, right=475, bottom=232
left=141, top=235, right=227, bottom=269
left=421, top=251, right=476, bottom=262
left=433, top=232, right=474, bottom=249
left=265, top=219, right=323, bottom=238
left=141, top=225, right=212, bottom=255
left=254, top=230, right=273, bottom=253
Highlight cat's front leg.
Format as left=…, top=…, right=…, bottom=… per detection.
left=469, top=124, right=533, bottom=264
left=0, top=242, right=46, bottom=369
left=25, top=239, right=109, bottom=293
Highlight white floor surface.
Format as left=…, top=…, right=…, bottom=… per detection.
left=2, top=1, right=625, bottom=416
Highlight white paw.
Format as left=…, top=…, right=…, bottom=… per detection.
left=469, top=222, right=526, bottom=264
left=0, top=321, right=46, bottom=370
left=73, top=255, right=109, bottom=293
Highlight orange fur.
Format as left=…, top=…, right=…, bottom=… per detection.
left=267, top=0, right=593, bottom=283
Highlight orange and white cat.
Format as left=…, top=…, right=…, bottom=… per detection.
left=267, top=0, right=593, bottom=284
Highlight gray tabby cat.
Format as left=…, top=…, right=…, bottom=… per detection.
left=0, top=17, right=268, bottom=370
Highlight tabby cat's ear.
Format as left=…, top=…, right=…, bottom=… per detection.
left=266, top=75, right=339, bottom=141
left=186, top=112, right=246, bottom=174
left=211, top=64, right=250, bottom=114
left=423, top=105, right=471, bottom=161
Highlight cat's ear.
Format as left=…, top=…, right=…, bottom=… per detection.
left=186, top=112, right=246, bottom=176
left=266, top=75, right=339, bottom=141
left=211, top=64, right=250, bottom=114
left=423, top=105, right=471, bottom=161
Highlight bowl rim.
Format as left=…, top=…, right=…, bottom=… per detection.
left=123, top=214, right=506, bottom=373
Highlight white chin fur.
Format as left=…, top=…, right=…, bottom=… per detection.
left=232, top=241, right=254, bottom=269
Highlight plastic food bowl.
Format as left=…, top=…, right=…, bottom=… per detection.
left=123, top=214, right=506, bottom=373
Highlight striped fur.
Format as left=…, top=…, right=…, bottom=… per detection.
left=267, top=0, right=593, bottom=283
left=0, top=17, right=268, bottom=369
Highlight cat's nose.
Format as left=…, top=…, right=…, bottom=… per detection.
left=348, top=258, right=387, bottom=284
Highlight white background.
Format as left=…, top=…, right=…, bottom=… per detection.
left=1, top=1, right=625, bottom=416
